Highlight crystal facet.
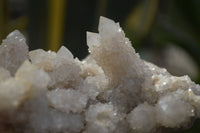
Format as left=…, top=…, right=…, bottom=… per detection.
left=0, top=17, right=200, bottom=133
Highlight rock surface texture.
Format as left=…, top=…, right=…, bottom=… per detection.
left=0, top=17, right=200, bottom=133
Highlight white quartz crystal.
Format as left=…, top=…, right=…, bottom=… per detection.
left=85, top=103, right=120, bottom=133
left=156, top=94, right=194, bottom=128
left=47, top=88, right=88, bottom=113
left=0, top=17, right=200, bottom=133
left=29, top=49, right=57, bottom=71
left=0, top=30, right=28, bottom=75
left=127, top=103, right=156, bottom=133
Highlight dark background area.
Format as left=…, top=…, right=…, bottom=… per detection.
left=0, top=0, right=200, bottom=132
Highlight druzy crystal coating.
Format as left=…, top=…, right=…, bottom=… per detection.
left=0, top=17, right=200, bottom=133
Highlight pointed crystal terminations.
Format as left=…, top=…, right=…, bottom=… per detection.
left=0, top=30, right=29, bottom=75
left=0, top=17, right=200, bottom=133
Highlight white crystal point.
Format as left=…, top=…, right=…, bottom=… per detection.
left=7, top=30, right=25, bottom=42
left=98, top=16, right=115, bottom=29
left=98, top=16, right=116, bottom=33
left=48, top=46, right=81, bottom=89
left=86, top=32, right=100, bottom=51
left=98, top=16, right=121, bottom=40
left=90, top=16, right=150, bottom=87
left=29, top=49, right=57, bottom=71
left=0, top=30, right=28, bottom=75
left=54, top=46, right=75, bottom=68
left=57, top=46, right=73, bottom=60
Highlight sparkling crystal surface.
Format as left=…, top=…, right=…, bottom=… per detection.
left=0, top=17, right=200, bottom=133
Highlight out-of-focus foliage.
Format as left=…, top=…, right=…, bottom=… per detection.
left=124, top=0, right=200, bottom=80
left=0, top=0, right=200, bottom=132
left=125, top=0, right=159, bottom=46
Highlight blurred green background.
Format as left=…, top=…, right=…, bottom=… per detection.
left=0, top=0, right=200, bottom=132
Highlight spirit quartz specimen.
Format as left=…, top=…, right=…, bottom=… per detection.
left=0, top=17, right=200, bottom=133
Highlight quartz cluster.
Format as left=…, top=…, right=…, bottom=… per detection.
left=0, top=17, right=200, bottom=133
